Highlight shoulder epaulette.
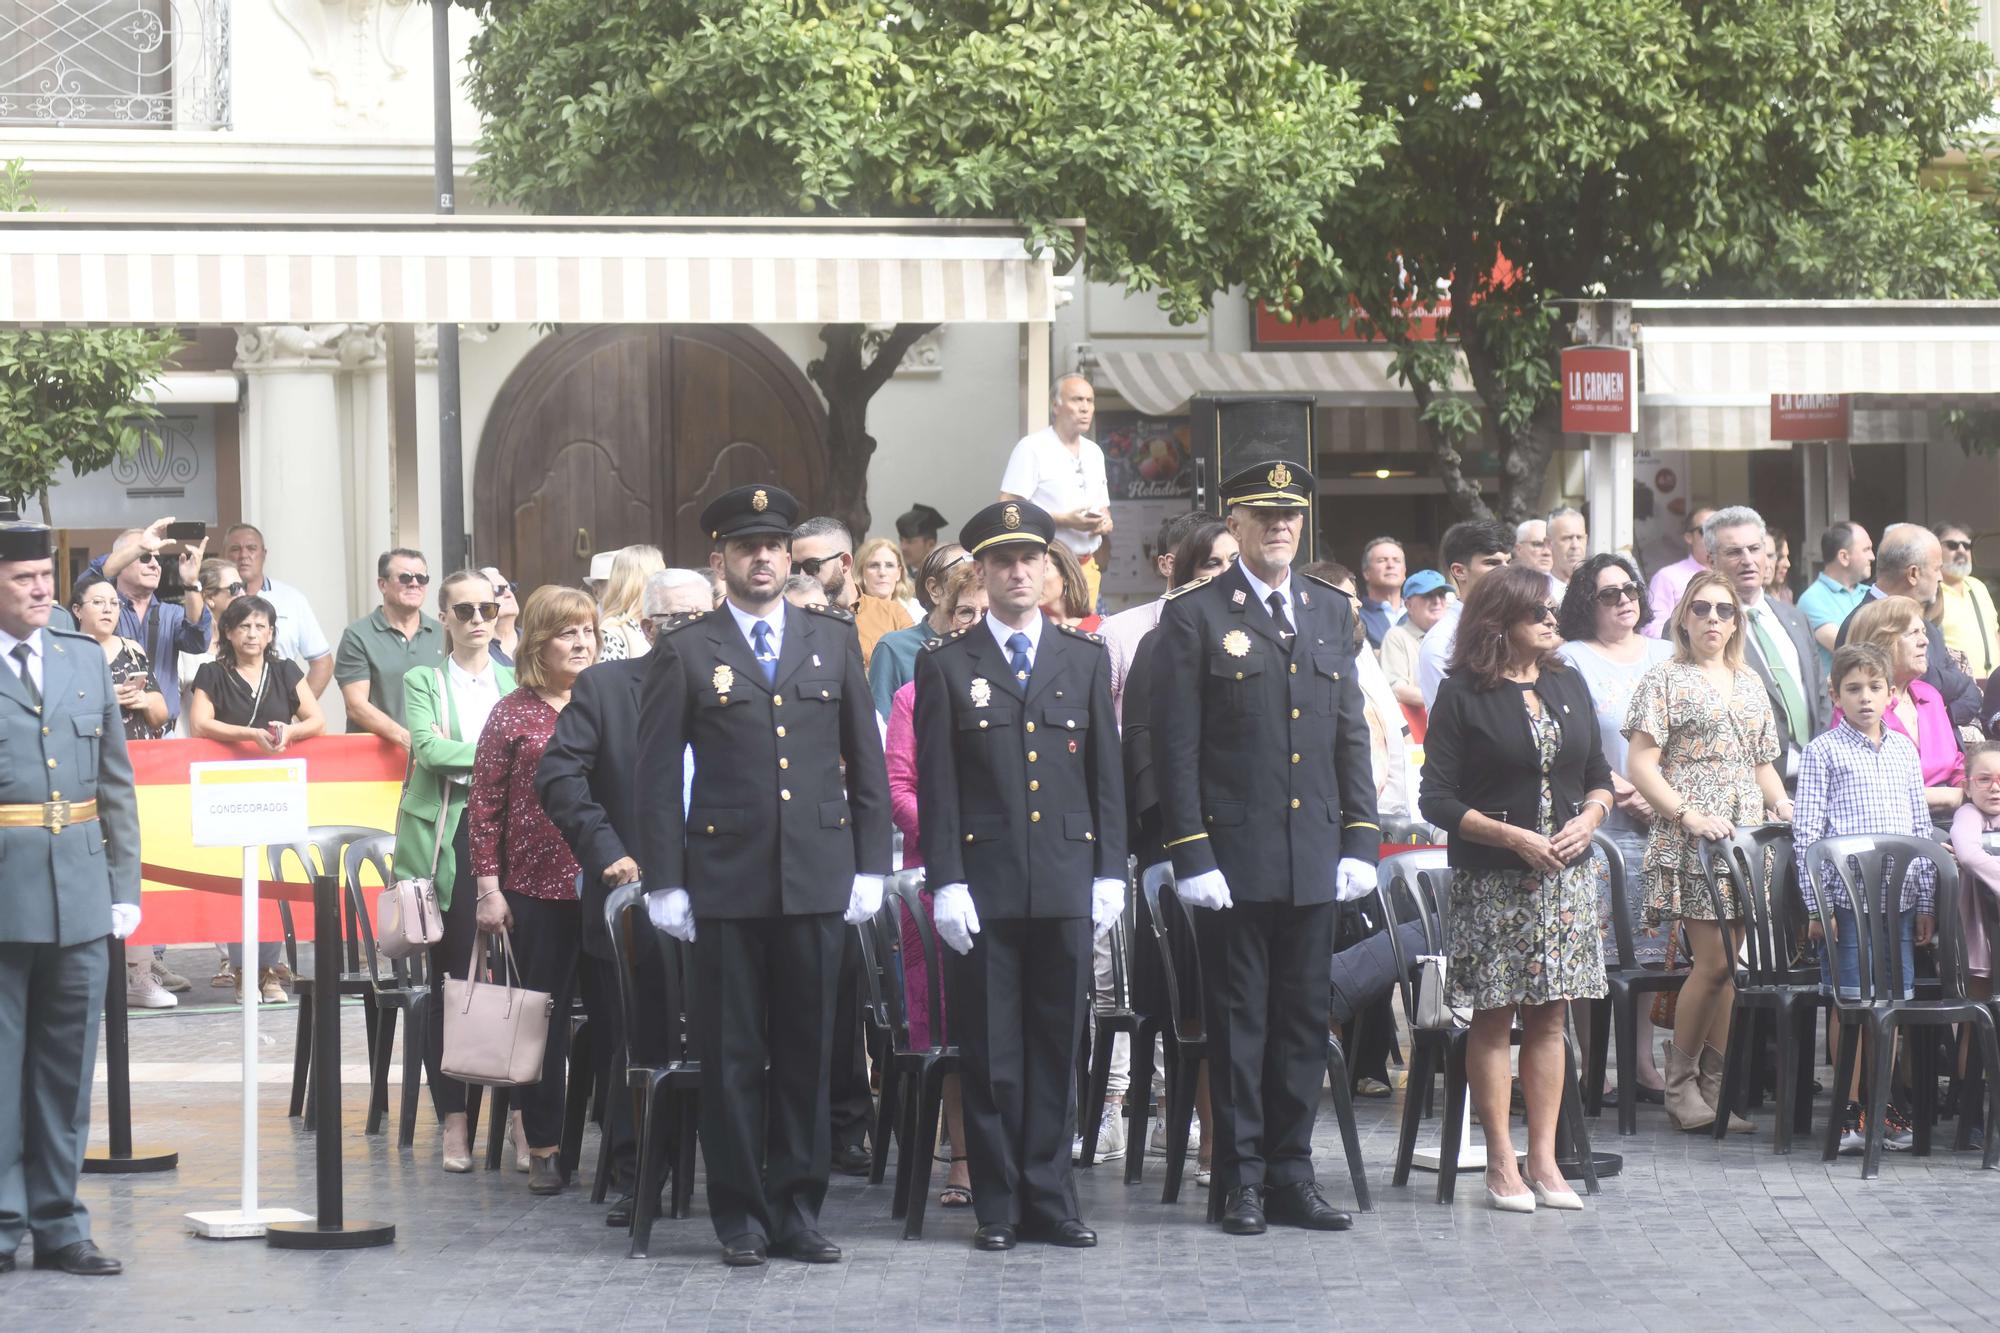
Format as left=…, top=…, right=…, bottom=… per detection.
left=1162, top=574, right=1214, bottom=601
left=1056, top=622, right=1104, bottom=645
left=46, top=626, right=93, bottom=645
left=657, top=609, right=711, bottom=637
left=925, top=626, right=970, bottom=652
left=806, top=603, right=855, bottom=623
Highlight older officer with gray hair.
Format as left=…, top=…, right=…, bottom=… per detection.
left=0, top=521, right=140, bottom=1277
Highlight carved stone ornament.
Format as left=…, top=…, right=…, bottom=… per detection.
left=270, top=0, right=420, bottom=129
left=863, top=324, right=944, bottom=378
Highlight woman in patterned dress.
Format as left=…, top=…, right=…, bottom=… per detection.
left=1420, top=565, right=1612, bottom=1212
left=1623, top=570, right=1791, bottom=1133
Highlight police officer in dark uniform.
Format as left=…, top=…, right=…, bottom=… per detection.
left=0, top=522, right=139, bottom=1277
left=914, top=499, right=1126, bottom=1251
left=1150, top=462, right=1380, bottom=1236
left=635, top=485, right=893, bottom=1267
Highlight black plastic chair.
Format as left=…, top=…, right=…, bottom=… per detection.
left=1379, top=849, right=1598, bottom=1203
left=1807, top=835, right=2000, bottom=1177
left=1129, top=871, right=1208, bottom=1206
left=852, top=900, right=906, bottom=1188
left=271, top=824, right=390, bottom=1128
left=1696, top=824, right=1824, bottom=1151
left=1583, top=832, right=1688, bottom=1135
left=881, top=870, right=961, bottom=1240
left=340, top=834, right=431, bottom=1146
left=1077, top=867, right=1142, bottom=1168
left=603, top=883, right=701, bottom=1257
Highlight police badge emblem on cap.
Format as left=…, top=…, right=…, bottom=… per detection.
left=1268, top=462, right=1292, bottom=490
left=1002, top=504, right=1021, bottom=530
left=751, top=489, right=769, bottom=513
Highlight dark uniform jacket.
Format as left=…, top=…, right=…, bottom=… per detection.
left=636, top=603, right=892, bottom=919
left=535, top=657, right=645, bottom=958
left=914, top=617, right=1126, bottom=917
left=1151, top=563, right=1380, bottom=903
left=0, top=627, right=141, bottom=946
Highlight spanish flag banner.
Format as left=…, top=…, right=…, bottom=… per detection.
left=126, top=735, right=405, bottom=947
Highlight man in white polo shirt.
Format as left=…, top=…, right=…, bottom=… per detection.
left=223, top=523, right=333, bottom=696
left=999, top=374, right=1112, bottom=612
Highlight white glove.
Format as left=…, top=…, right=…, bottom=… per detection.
left=844, top=873, right=885, bottom=925
left=932, top=883, right=981, bottom=955
left=646, top=887, right=697, bottom=943
left=110, top=903, right=142, bottom=940
left=1336, top=857, right=1378, bottom=904
left=1090, top=878, right=1125, bottom=941
left=1175, top=868, right=1233, bottom=911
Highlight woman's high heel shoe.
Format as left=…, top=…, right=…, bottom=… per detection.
left=441, top=1122, right=472, bottom=1174
left=1525, top=1175, right=1584, bottom=1211
left=1486, top=1185, right=1536, bottom=1214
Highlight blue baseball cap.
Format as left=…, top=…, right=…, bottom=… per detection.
left=1403, top=569, right=1448, bottom=598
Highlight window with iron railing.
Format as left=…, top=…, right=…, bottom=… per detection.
left=0, top=0, right=229, bottom=129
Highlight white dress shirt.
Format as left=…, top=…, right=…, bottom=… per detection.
left=725, top=598, right=787, bottom=662
left=1236, top=562, right=1295, bottom=628
left=986, top=609, right=1045, bottom=672
left=1742, top=592, right=1807, bottom=777
left=447, top=655, right=504, bottom=783
left=0, top=624, right=45, bottom=696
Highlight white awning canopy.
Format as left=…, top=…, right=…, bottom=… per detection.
left=0, top=214, right=1061, bottom=327
left=1088, top=347, right=1471, bottom=418
left=1636, top=302, right=2000, bottom=397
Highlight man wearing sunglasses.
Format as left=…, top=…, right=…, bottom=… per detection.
left=1932, top=522, right=1997, bottom=682
left=1836, top=523, right=1982, bottom=732
left=96, top=522, right=212, bottom=729
left=334, top=548, right=446, bottom=749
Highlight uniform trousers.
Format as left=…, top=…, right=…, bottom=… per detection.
left=945, top=915, right=1090, bottom=1229
left=0, top=937, right=107, bottom=1253
left=692, top=912, right=844, bottom=1246
left=501, top=890, right=582, bottom=1149
left=1195, top=898, right=1335, bottom=1194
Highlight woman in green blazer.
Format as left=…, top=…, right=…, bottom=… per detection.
left=392, top=569, right=515, bottom=1174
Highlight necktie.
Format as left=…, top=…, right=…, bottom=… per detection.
left=751, top=620, right=777, bottom=684
left=1006, top=631, right=1033, bottom=685
left=10, top=642, right=38, bottom=708
left=1747, top=607, right=1806, bottom=744
left=1266, top=590, right=1296, bottom=644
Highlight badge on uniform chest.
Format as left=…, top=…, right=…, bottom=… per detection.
left=713, top=664, right=734, bottom=701
left=969, top=677, right=992, bottom=708
left=1222, top=629, right=1251, bottom=658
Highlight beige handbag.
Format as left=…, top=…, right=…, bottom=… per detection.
left=378, top=674, right=452, bottom=961
left=442, top=928, right=555, bottom=1087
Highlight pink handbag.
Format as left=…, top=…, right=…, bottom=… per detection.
left=441, top=929, right=554, bottom=1087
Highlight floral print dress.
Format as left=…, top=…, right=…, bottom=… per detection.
left=1446, top=700, right=1607, bottom=1010
left=1623, top=661, right=1779, bottom=923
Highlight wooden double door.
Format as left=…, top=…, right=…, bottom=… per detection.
left=474, top=325, right=827, bottom=593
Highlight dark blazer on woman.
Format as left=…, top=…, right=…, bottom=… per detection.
left=1419, top=665, right=1610, bottom=872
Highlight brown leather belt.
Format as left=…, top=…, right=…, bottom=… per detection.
left=0, top=798, right=98, bottom=832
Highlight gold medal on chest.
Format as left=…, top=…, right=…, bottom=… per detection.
left=1222, top=629, right=1251, bottom=658
left=970, top=677, right=992, bottom=708
left=713, top=664, right=734, bottom=698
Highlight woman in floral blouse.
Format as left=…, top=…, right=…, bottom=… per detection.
left=468, top=584, right=599, bottom=1195
left=1624, top=571, right=1790, bottom=1135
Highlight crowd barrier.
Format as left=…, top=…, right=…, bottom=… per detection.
left=124, top=735, right=404, bottom=946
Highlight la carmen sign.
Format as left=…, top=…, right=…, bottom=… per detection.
left=1560, top=346, right=1638, bottom=435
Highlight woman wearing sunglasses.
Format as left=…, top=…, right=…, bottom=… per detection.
left=393, top=570, right=516, bottom=1174
left=1624, top=570, right=1790, bottom=1134
left=1556, top=554, right=1675, bottom=1100
left=1419, top=564, right=1611, bottom=1212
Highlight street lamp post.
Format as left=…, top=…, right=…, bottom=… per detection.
left=430, top=0, right=467, bottom=572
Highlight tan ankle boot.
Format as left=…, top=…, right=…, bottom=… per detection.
left=1664, top=1042, right=1715, bottom=1131
left=1698, top=1044, right=1754, bottom=1133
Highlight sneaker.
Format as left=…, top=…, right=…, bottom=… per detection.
left=257, top=968, right=289, bottom=1004
left=1838, top=1101, right=1864, bottom=1156
left=212, top=964, right=238, bottom=989
left=1094, top=1103, right=1127, bottom=1161
left=126, top=963, right=178, bottom=1010
left=151, top=957, right=193, bottom=993
left=1196, top=1164, right=1212, bottom=1189
left=1148, top=1113, right=1200, bottom=1158
left=1883, top=1103, right=1915, bottom=1151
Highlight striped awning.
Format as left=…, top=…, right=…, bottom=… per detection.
left=1088, top=348, right=1471, bottom=417
left=0, top=215, right=1060, bottom=327
left=1640, top=402, right=1937, bottom=451
left=1636, top=303, right=2000, bottom=397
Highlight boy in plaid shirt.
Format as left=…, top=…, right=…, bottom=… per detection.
left=1790, top=643, right=1936, bottom=1153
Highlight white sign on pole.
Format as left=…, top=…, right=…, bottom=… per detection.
left=185, top=757, right=311, bottom=1239
left=189, top=759, right=309, bottom=848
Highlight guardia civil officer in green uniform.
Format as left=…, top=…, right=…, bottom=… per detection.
left=914, top=500, right=1126, bottom=1252
left=1150, top=462, right=1380, bottom=1238
left=0, top=521, right=140, bottom=1277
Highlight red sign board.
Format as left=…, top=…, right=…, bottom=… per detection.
left=1560, top=346, right=1637, bottom=435
left=1769, top=394, right=1849, bottom=442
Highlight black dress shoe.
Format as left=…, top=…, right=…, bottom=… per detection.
left=32, top=1240, right=122, bottom=1276
left=831, top=1143, right=873, bottom=1177
left=1264, top=1181, right=1352, bottom=1232
left=720, top=1234, right=768, bottom=1267
left=772, top=1229, right=842, bottom=1264
left=1021, top=1218, right=1096, bottom=1248
left=607, top=1195, right=634, bottom=1228
left=1220, top=1185, right=1266, bottom=1235
left=0, top=1251, right=14, bottom=1274
left=973, top=1223, right=1017, bottom=1251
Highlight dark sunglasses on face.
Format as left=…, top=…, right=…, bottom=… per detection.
left=133, top=552, right=160, bottom=565
left=1688, top=600, right=1738, bottom=622
left=450, top=601, right=501, bottom=623
left=794, top=553, right=844, bottom=578
left=1943, top=539, right=1972, bottom=552
left=393, top=571, right=431, bottom=587
left=1594, top=583, right=1641, bottom=606
left=1529, top=605, right=1559, bottom=625
left=217, top=581, right=245, bottom=596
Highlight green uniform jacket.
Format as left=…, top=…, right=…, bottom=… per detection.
left=391, top=659, right=515, bottom=909
left=0, top=628, right=142, bottom=946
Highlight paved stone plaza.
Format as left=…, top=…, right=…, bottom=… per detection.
left=11, top=953, right=2000, bottom=1332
